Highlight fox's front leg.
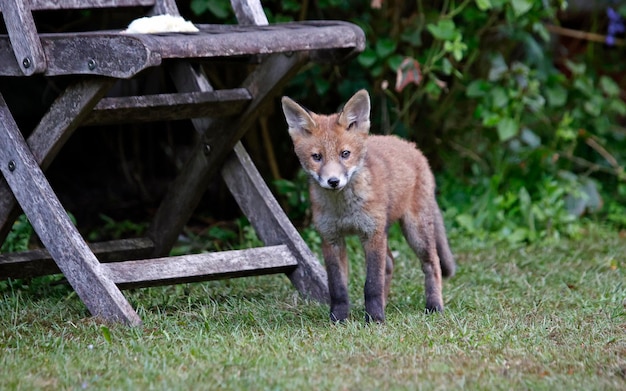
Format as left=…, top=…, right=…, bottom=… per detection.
left=363, top=231, right=388, bottom=323
left=322, top=238, right=350, bottom=322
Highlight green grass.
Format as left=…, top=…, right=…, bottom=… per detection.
left=1, top=223, right=625, bottom=390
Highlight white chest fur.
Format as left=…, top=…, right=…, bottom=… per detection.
left=311, top=178, right=377, bottom=239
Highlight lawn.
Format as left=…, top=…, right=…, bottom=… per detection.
left=1, top=223, right=624, bottom=390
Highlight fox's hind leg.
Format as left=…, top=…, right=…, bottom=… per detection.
left=434, top=205, right=456, bottom=278
left=400, top=212, right=444, bottom=313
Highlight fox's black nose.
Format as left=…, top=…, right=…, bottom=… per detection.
left=327, top=177, right=340, bottom=188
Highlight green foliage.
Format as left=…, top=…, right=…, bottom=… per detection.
left=87, top=214, right=147, bottom=242
left=0, top=214, right=33, bottom=253
left=189, top=0, right=233, bottom=20
left=273, top=169, right=311, bottom=222
left=187, top=1, right=626, bottom=243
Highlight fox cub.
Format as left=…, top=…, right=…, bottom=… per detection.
left=281, top=90, right=455, bottom=323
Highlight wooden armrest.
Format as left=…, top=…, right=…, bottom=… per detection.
left=0, top=21, right=365, bottom=78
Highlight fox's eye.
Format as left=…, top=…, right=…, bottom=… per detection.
left=311, top=153, right=322, bottom=162
left=341, top=150, right=351, bottom=159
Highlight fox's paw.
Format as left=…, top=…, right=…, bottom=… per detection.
left=425, top=301, right=444, bottom=314
left=365, top=311, right=385, bottom=324
left=330, top=304, right=350, bottom=323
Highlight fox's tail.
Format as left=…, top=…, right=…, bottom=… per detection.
left=434, top=206, right=456, bottom=278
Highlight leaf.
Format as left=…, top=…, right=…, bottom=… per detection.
left=510, top=0, right=533, bottom=16
left=520, top=128, right=541, bottom=148
left=545, top=85, right=567, bottom=107
left=475, top=0, right=493, bottom=11
left=583, top=95, right=602, bottom=117
left=376, top=38, right=397, bottom=58
left=357, top=48, right=378, bottom=68
left=488, top=54, right=508, bottom=81
left=282, top=0, right=301, bottom=12
left=466, top=80, right=488, bottom=97
left=190, top=0, right=208, bottom=15
left=599, top=76, right=620, bottom=97
left=565, top=60, right=586, bottom=76
left=455, top=214, right=475, bottom=232
left=490, top=86, right=509, bottom=108
left=395, top=57, right=422, bottom=92
left=609, top=99, right=626, bottom=116
left=482, top=112, right=501, bottom=127
left=444, top=37, right=468, bottom=62
left=314, top=78, right=330, bottom=96
left=441, top=58, right=453, bottom=75
left=207, top=0, right=231, bottom=19
left=426, top=19, right=458, bottom=41
left=497, top=117, right=518, bottom=141
left=387, top=54, right=404, bottom=71
left=101, top=325, right=112, bottom=344
left=401, top=29, right=422, bottom=46
left=532, top=22, right=550, bottom=42
left=506, top=227, right=528, bottom=243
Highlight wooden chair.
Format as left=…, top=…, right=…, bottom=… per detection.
left=0, top=0, right=365, bottom=325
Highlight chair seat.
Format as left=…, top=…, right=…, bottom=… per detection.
left=0, top=21, right=365, bottom=78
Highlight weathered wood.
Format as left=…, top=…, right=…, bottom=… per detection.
left=0, top=79, right=114, bottom=244
left=0, top=22, right=366, bottom=77
left=27, top=0, right=155, bottom=9
left=230, top=0, right=268, bottom=26
left=0, top=0, right=365, bottom=324
left=0, top=34, right=158, bottom=78
left=222, top=143, right=329, bottom=302
left=0, top=0, right=46, bottom=75
left=106, top=244, right=297, bottom=289
left=0, top=93, right=141, bottom=326
left=166, top=62, right=215, bottom=133
left=146, top=52, right=308, bottom=256
left=133, top=22, right=365, bottom=60
left=0, top=238, right=155, bottom=279
left=83, top=88, right=251, bottom=125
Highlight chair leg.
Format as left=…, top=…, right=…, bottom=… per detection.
left=221, top=142, right=329, bottom=303
left=0, top=93, right=141, bottom=326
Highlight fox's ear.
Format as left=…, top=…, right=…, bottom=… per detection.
left=281, top=96, right=316, bottom=138
left=338, top=89, right=370, bottom=133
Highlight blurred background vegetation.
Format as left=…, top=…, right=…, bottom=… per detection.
left=2, top=0, right=626, bottom=256
left=232, top=0, right=626, bottom=245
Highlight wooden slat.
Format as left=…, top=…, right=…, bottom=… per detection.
left=105, top=245, right=298, bottom=289
left=0, top=34, right=159, bottom=78
left=0, top=93, right=141, bottom=326
left=0, top=21, right=365, bottom=77
left=28, top=0, right=155, bottom=10
left=135, top=22, right=365, bottom=61
left=83, top=88, right=251, bottom=126
left=0, top=238, right=155, bottom=279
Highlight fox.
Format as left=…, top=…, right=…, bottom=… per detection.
left=281, top=89, right=455, bottom=323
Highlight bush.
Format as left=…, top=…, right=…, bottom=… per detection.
left=188, top=0, right=626, bottom=243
